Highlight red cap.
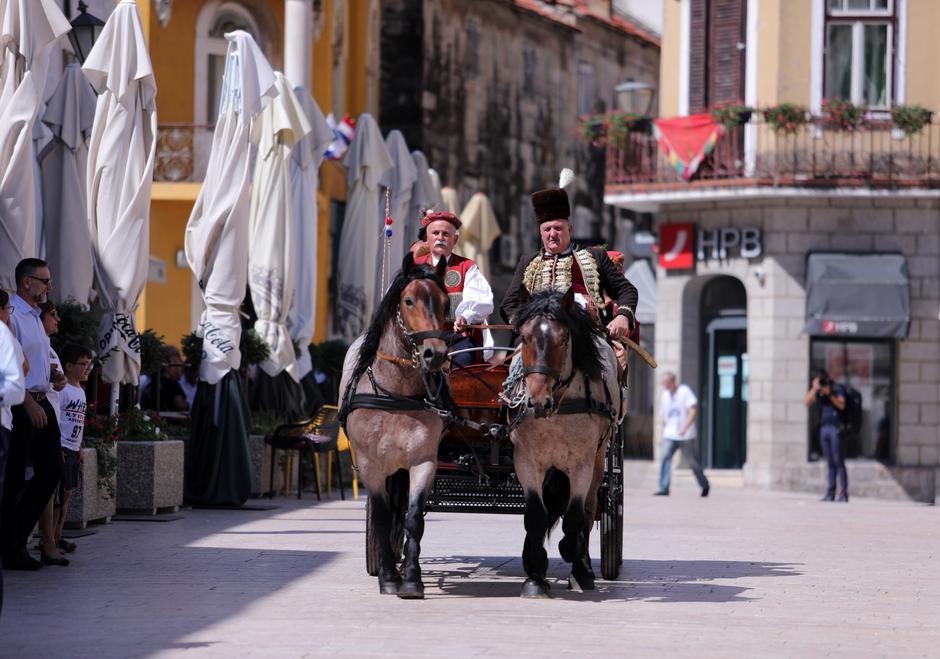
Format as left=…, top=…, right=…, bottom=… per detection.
left=420, top=209, right=462, bottom=230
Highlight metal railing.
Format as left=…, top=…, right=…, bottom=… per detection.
left=154, top=123, right=215, bottom=183
left=605, top=116, right=940, bottom=190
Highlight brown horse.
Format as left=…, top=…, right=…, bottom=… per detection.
left=508, top=287, right=622, bottom=598
left=339, top=253, right=451, bottom=598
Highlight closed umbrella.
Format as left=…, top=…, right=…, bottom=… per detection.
left=83, top=0, right=156, bottom=386
left=334, top=113, right=392, bottom=339
left=406, top=150, right=440, bottom=255
left=459, top=192, right=502, bottom=281
left=40, top=63, right=96, bottom=305
left=248, top=72, right=312, bottom=380
left=286, top=86, right=332, bottom=381
left=440, top=185, right=460, bottom=215
left=183, top=30, right=276, bottom=507
left=378, top=129, right=416, bottom=294
left=0, top=0, right=70, bottom=290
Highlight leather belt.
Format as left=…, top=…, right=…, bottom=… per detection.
left=28, top=391, right=46, bottom=402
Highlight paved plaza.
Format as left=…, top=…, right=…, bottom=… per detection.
left=1, top=475, right=938, bottom=658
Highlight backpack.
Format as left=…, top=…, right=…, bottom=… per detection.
left=840, top=385, right=863, bottom=437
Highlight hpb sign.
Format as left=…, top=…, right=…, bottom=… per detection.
left=659, top=223, right=763, bottom=270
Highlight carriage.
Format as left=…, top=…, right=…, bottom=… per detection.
left=364, top=357, right=626, bottom=582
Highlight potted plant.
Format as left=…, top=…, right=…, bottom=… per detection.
left=761, top=103, right=809, bottom=134
left=577, top=111, right=652, bottom=147
left=114, top=407, right=184, bottom=514
left=891, top=104, right=933, bottom=137
left=710, top=101, right=755, bottom=129
left=66, top=403, right=118, bottom=528
left=821, top=97, right=867, bottom=132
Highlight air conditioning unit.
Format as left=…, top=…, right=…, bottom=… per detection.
left=499, top=234, right=519, bottom=269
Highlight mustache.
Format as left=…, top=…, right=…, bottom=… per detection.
left=434, top=240, right=448, bottom=247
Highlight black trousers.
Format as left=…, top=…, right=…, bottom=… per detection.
left=0, top=424, right=8, bottom=613
left=0, top=400, right=62, bottom=558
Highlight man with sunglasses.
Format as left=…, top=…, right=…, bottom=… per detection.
left=1, top=259, right=65, bottom=571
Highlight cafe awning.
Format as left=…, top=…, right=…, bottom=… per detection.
left=803, top=253, right=910, bottom=339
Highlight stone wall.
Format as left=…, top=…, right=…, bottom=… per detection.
left=654, top=196, right=940, bottom=502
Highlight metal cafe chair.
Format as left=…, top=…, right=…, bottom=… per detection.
left=265, top=405, right=347, bottom=501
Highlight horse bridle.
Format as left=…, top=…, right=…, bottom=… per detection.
left=521, top=329, right=577, bottom=401
left=395, top=309, right=452, bottom=367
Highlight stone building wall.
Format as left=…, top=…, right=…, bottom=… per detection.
left=380, top=0, right=659, bottom=292
left=654, top=197, right=940, bottom=503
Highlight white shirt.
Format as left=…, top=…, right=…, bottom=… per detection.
left=9, top=294, right=51, bottom=393
left=660, top=384, right=698, bottom=441
left=0, top=323, right=26, bottom=430
left=58, top=383, right=87, bottom=451
left=47, top=348, right=63, bottom=426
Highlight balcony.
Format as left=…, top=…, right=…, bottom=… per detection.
left=604, top=115, right=940, bottom=208
left=154, top=123, right=215, bottom=183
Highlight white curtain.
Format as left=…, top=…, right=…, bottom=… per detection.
left=83, top=0, right=156, bottom=385
left=248, top=72, right=312, bottom=380
left=0, top=0, right=70, bottom=290
left=185, top=30, right=276, bottom=385
left=286, top=86, right=332, bottom=380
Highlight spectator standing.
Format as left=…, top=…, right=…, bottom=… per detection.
left=0, top=259, right=65, bottom=571
left=54, top=344, right=94, bottom=555
left=655, top=372, right=710, bottom=497
left=805, top=370, right=848, bottom=502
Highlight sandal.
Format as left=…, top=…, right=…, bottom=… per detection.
left=57, top=539, right=77, bottom=553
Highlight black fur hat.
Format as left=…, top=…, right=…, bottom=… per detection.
left=530, top=188, right=570, bottom=223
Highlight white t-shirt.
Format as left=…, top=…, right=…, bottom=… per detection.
left=47, top=348, right=63, bottom=426
left=660, top=384, right=698, bottom=441
left=58, top=383, right=87, bottom=451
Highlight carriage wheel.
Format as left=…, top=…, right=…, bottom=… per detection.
left=600, top=427, right=624, bottom=581
left=365, top=497, right=405, bottom=576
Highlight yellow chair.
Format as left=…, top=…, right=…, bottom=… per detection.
left=267, top=405, right=351, bottom=500
left=326, top=427, right=359, bottom=499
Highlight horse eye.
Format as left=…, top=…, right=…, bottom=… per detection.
left=403, top=297, right=415, bottom=308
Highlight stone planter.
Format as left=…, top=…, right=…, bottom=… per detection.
left=248, top=434, right=298, bottom=497
left=116, top=440, right=184, bottom=514
left=66, top=446, right=117, bottom=528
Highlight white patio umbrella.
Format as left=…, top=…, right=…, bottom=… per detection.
left=83, top=0, right=156, bottom=385
left=40, top=63, right=97, bottom=305
left=378, top=129, right=416, bottom=294
left=334, top=113, right=392, bottom=339
left=406, top=150, right=440, bottom=256
left=440, top=185, right=460, bottom=215
left=286, top=86, right=332, bottom=380
left=459, top=192, right=502, bottom=281
left=0, top=0, right=70, bottom=290
left=185, top=30, right=276, bottom=385
left=248, top=72, right=312, bottom=380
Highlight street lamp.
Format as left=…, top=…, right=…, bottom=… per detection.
left=615, top=80, right=657, bottom=115
left=68, top=1, right=105, bottom=64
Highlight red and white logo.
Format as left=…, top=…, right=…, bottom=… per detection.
left=658, top=223, right=694, bottom=270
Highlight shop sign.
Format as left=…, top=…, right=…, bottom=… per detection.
left=822, top=320, right=859, bottom=335
left=658, top=223, right=763, bottom=270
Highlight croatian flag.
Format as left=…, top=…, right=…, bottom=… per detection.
left=324, top=113, right=356, bottom=161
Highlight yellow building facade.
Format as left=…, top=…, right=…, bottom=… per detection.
left=133, top=0, right=379, bottom=348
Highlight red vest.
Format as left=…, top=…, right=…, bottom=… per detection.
left=415, top=253, right=485, bottom=355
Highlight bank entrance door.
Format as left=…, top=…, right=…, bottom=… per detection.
left=702, top=316, right=748, bottom=468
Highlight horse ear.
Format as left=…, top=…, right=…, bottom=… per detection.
left=402, top=251, right=416, bottom=274
left=561, top=286, right=575, bottom=311
left=435, top=254, right=448, bottom=281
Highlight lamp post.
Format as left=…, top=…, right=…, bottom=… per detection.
left=68, top=1, right=105, bottom=64
left=615, top=80, right=657, bottom=116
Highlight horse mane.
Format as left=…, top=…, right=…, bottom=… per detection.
left=350, top=265, right=449, bottom=384
left=514, top=289, right=606, bottom=380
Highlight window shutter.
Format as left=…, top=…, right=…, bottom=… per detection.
left=689, top=0, right=709, bottom=113
left=708, top=0, right=746, bottom=105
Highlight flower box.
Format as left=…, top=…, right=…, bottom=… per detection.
left=66, top=446, right=117, bottom=528
left=116, top=439, right=184, bottom=514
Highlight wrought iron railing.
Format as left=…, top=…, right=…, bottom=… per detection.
left=154, top=123, right=215, bottom=183
left=605, top=116, right=940, bottom=190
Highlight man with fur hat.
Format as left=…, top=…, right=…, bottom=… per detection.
left=500, top=174, right=638, bottom=344
left=413, top=209, right=495, bottom=366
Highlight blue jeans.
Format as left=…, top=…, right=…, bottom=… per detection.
left=820, top=424, right=847, bottom=497
left=659, top=438, right=709, bottom=493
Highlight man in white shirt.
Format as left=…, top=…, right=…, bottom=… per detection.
left=0, top=320, right=26, bottom=527
left=413, top=210, right=495, bottom=365
left=655, top=372, right=710, bottom=497
left=1, top=259, right=65, bottom=571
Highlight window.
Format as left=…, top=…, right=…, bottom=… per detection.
left=809, top=339, right=895, bottom=463
left=824, top=0, right=894, bottom=108
left=577, top=61, right=594, bottom=116
left=195, top=3, right=261, bottom=124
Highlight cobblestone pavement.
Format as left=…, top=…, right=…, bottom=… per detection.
left=1, top=478, right=937, bottom=658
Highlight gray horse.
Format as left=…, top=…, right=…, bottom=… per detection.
left=339, top=254, right=450, bottom=599
left=508, top=288, right=622, bottom=598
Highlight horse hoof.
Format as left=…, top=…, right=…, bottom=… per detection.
left=568, top=572, right=595, bottom=592
left=379, top=579, right=402, bottom=595
left=521, top=578, right=551, bottom=599
left=396, top=581, right=425, bottom=599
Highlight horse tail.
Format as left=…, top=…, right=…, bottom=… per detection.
left=542, top=467, right=570, bottom=535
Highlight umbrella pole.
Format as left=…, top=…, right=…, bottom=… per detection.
left=109, top=382, right=119, bottom=415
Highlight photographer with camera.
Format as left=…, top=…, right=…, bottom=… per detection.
left=804, top=369, right=848, bottom=502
